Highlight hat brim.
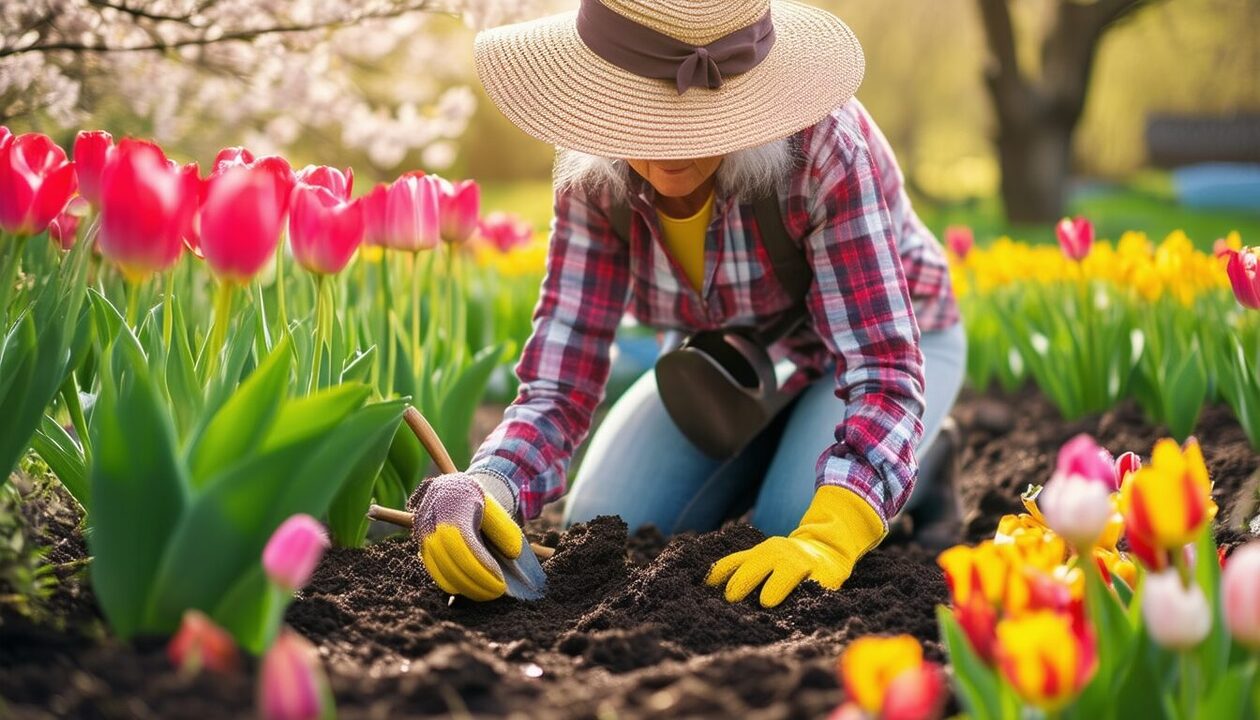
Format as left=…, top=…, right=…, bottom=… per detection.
left=474, top=0, right=865, bottom=160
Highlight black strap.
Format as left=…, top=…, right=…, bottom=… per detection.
left=607, top=193, right=811, bottom=344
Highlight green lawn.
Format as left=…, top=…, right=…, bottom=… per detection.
left=480, top=173, right=1260, bottom=251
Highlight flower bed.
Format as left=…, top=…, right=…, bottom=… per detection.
left=2, top=388, right=1255, bottom=719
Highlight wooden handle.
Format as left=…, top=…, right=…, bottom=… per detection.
left=367, top=504, right=554, bottom=560
left=404, top=406, right=457, bottom=475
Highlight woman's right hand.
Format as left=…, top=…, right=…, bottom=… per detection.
left=407, top=472, right=525, bottom=601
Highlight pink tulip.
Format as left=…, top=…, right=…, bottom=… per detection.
left=882, top=663, right=946, bottom=720
left=1223, top=541, right=1260, bottom=649
left=73, top=130, right=114, bottom=207
left=295, top=165, right=353, bottom=201
left=437, top=177, right=480, bottom=245
left=1142, top=570, right=1211, bottom=650
left=1040, top=434, right=1117, bottom=550
left=262, top=514, right=329, bottom=592
left=289, top=185, right=364, bottom=275
left=0, top=132, right=78, bottom=238
left=212, top=146, right=295, bottom=215
left=199, top=164, right=287, bottom=282
left=167, top=609, right=240, bottom=675
left=49, top=197, right=88, bottom=250
left=257, top=629, right=326, bottom=720
left=178, top=161, right=208, bottom=256
left=1224, top=248, right=1260, bottom=310
left=379, top=172, right=440, bottom=252
left=1114, top=451, right=1141, bottom=489
left=1056, top=216, right=1094, bottom=262
left=477, top=212, right=534, bottom=254
left=944, top=226, right=974, bottom=260
left=98, top=139, right=197, bottom=279
left=0, top=126, right=10, bottom=150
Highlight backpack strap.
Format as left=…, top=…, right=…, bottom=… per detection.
left=751, top=193, right=812, bottom=344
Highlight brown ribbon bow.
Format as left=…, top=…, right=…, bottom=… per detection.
left=576, top=0, right=777, bottom=95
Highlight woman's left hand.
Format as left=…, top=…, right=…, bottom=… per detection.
left=705, top=486, right=887, bottom=608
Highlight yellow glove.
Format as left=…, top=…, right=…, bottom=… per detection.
left=706, top=486, right=886, bottom=608
left=409, top=472, right=524, bottom=601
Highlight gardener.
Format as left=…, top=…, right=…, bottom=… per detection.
left=409, top=0, right=965, bottom=608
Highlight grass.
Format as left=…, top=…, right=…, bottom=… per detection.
left=479, top=172, right=1260, bottom=251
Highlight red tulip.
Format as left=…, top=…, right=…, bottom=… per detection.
left=882, top=663, right=946, bottom=720
left=262, top=514, right=329, bottom=592
left=74, top=130, right=114, bottom=207
left=199, top=164, right=286, bottom=282
left=50, top=197, right=88, bottom=250
left=1224, top=248, right=1260, bottom=310
left=98, top=139, right=197, bottom=279
left=477, top=212, right=534, bottom=254
left=212, top=146, right=295, bottom=215
left=289, top=185, right=364, bottom=275
left=0, top=132, right=78, bottom=238
left=379, top=172, right=440, bottom=252
left=178, top=161, right=208, bottom=256
left=437, top=177, right=480, bottom=245
left=257, top=629, right=327, bottom=720
left=944, top=226, right=974, bottom=260
left=1055, top=217, right=1094, bottom=261
left=0, top=126, right=11, bottom=151
left=1114, top=451, right=1141, bottom=489
left=295, top=165, right=353, bottom=201
left=167, top=609, right=240, bottom=675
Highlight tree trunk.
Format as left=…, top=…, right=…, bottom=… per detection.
left=995, top=109, right=1075, bottom=224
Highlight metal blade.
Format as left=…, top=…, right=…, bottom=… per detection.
left=487, top=540, right=548, bottom=601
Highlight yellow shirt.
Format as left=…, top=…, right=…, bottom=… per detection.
left=656, top=191, right=714, bottom=293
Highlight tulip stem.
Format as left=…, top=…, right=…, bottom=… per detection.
left=0, top=233, right=19, bottom=324
left=162, top=271, right=174, bottom=349
left=411, top=251, right=423, bottom=378
left=381, top=253, right=396, bottom=397
left=311, top=274, right=327, bottom=393
left=205, top=281, right=234, bottom=382
left=125, top=280, right=140, bottom=328
left=276, top=231, right=288, bottom=336
left=1178, top=651, right=1196, bottom=720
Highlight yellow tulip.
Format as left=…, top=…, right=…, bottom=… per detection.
left=838, top=635, right=924, bottom=714
left=1119, top=439, right=1217, bottom=569
left=996, top=611, right=1097, bottom=711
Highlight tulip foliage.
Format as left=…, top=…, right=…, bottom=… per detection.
left=951, top=224, right=1257, bottom=446
left=933, top=433, right=1260, bottom=720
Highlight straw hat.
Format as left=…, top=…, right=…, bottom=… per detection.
left=474, top=0, right=865, bottom=160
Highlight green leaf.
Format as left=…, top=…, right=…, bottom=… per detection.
left=261, top=383, right=371, bottom=453
left=438, top=342, right=510, bottom=468
left=1199, top=662, right=1257, bottom=720
left=165, top=298, right=204, bottom=439
left=87, top=338, right=189, bottom=639
left=327, top=409, right=404, bottom=547
left=32, top=415, right=88, bottom=509
left=340, top=345, right=377, bottom=385
left=1193, top=529, right=1232, bottom=687
left=937, top=605, right=1007, bottom=720
left=211, top=565, right=287, bottom=655
left=185, top=336, right=293, bottom=488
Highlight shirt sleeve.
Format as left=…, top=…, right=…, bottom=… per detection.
left=466, top=187, right=631, bottom=520
left=803, top=118, right=927, bottom=526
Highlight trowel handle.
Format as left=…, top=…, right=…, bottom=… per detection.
left=404, top=406, right=457, bottom=475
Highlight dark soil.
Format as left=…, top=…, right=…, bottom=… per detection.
left=1, top=390, right=1257, bottom=719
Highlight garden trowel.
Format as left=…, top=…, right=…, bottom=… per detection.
left=366, top=407, right=550, bottom=601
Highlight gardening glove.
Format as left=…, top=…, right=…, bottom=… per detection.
left=407, top=472, right=524, bottom=601
left=706, top=486, right=886, bottom=608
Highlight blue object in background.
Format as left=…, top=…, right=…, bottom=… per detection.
left=1172, top=163, right=1260, bottom=212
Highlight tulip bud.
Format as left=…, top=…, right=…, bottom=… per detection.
left=1040, top=477, right=1114, bottom=551
left=1142, top=570, right=1211, bottom=650
left=378, top=172, right=441, bottom=253
left=0, top=132, right=78, bottom=238
left=436, top=177, right=480, bottom=245
left=839, top=635, right=926, bottom=716
left=1224, top=248, right=1260, bottom=310
left=167, top=609, right=240, bottom=675
left=289, top=185, right=364, bottom=275
left=263, top=514, right=329, bottom=592
left=200, top=164, right=287, bottom=282
left=98, top=139, right=196, bottom=280
left=1222, top=541, right=1260, bottom=649
left=1114, top=451, right=1141, bottom=489
left=996, top=611, right=1096, bottom=711
left=361, top=183, right=388, bottom=247
left=257, top=629, right=328, bottom=720
left=1055, top=216, right=1094, bottom=262
left=882, top=662, right=945, bottom=720
left=1120, top=439, right=1217, bottom=569
left=295, top=165, right=353, bottom=201
left=944, top=226, right=974, bottom=260
left=74, top=130, right=114, bottom=207
left=49, top=197, right=88, bottom=251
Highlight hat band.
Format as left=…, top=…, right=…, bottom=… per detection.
left=576, top=0, right=777, bottom=95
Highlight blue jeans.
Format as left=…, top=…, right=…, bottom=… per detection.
left=562, top=323, right=968, bottom=537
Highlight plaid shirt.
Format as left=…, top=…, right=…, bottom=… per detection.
left=469, top=99, right=959, bottom=525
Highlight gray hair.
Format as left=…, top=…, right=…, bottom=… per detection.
left=553, top=137, right=802, bottom=202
